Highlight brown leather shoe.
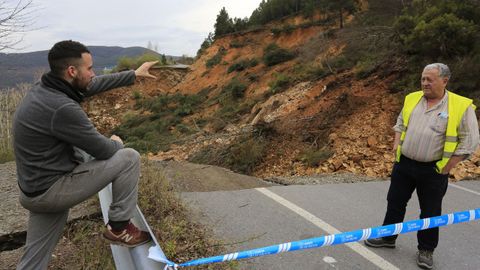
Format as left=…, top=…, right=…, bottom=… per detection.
left=102, top=222, right=151, bottom=247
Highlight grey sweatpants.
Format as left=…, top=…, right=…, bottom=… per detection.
left=16, top=148, right=140, bottom=270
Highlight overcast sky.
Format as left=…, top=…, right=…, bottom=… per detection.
left=7, top=0, right=262, bottom=56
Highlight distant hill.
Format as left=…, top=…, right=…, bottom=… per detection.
left=0, top=46, right=162, bottom=89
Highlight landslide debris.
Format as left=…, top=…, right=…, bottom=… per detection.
left=84, top=13, right=480, bottom=182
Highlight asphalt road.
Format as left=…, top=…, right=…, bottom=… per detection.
left=181, top=180, right=480, bottom=270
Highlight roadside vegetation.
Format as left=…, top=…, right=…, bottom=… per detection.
left=51, top=159, right=232, bottom=269
left=0, top=85, right=28, bottom=163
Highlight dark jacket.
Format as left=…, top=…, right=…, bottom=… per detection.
left=13, top=71, right=136, bottom=193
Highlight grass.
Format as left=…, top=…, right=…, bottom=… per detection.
left=292, top=63, right=331, bottom=82
left=53, top=159, right=232, bottom=269
left=56, top=214, right=115, bottom=269
left=0, top=85, right=28, bottom=163
left=268, top=73, right=291, bottom=95
left=138, top=159, right=229, bottom=267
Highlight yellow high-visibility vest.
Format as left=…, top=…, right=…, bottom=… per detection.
left=396, top=90, right=475, bottom=172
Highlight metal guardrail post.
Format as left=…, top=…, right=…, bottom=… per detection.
left=98, top=184, right=167, bottom=270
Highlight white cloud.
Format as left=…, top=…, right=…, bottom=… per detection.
left=6, top=0, right=262, bottom=56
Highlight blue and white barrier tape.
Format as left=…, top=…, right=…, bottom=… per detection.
left=148, top=208, right=479, bottom=269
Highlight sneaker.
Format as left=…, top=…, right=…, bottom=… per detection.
left=417, top=250, right=433, bottom=269
left=102, top=222, right=152, bottom=247
left=364, top=237, right=396, bottom=248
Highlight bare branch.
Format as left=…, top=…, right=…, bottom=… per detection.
left=0, top=0, right=36, bottom=51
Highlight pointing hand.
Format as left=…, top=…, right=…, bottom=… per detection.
left=135, top=61, right=158, bottom=79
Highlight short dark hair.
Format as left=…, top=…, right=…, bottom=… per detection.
left=48, top=40, right=90, bottom=75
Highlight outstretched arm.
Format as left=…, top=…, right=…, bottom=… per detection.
left=85, top=61, right=159, bottom=97
left=85, top=71, right=136, bottom=97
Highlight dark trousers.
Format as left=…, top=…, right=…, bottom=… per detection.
left=383, top=155, right=448, bottom=252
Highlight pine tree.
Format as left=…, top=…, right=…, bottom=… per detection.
left=214, top=7, right=234, bottom=38
left=196, top=32, right=214, bottom=57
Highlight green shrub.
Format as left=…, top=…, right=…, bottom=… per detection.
left=282, top=24, right=296, bottom=34
left=175, top=123, right=193, bottom=134
left=132, top=90, right=142, bottom=100
left=446, top=54, right=480, bottom=98
left=324, top=55, right=355, bottom=73
left=299, top=147, right=333, bottom=167
left=208, top=117, right=228, bottom=132
left=206, top=47, right=227, bottom=68
left=294, top=64, right=331, bottom=81
left=230, top=40, right=246, bottom=48
left=271, top=27, right=282, bottom=35
left=404, top=14, right=476, bottom=59
left=114, top=114, right=177, bottom=153
left=389, top=72, right=420, bottom=93
left=269, top=73, right=291, bottom=94
left=136, top=94, right=203, bottom=116
left=217, top=101, right=246, bottom=121
left=227, top=58, right=259, bottom=73
left=247, top=73, right=259, bottom=82
left=393, top=1, right=479, bottom=60
left=221, top=78, right=247, bottom=100
left=310, top=67, right=330, bottom=80
left=136, top=53, right=162, bottom=66
left=263, top=43, right=296, bottom=66
left=116, top=93, right=205, bottom=153
left=215, top=82, right=255, bottom=125
left=322, top=28, right=336, bottom=39
left=355, top=58, right=379, bottom=79
left=115, top=53, right=161, bottom=71
left=116, top=57, right=135, bottom=71
left=188, top=133, right=267, bottom=175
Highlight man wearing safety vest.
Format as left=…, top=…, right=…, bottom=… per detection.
left=364, top=63, right=479, bottom=269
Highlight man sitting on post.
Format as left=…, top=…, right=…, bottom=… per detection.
left=13, top=40, right=158, bottom=270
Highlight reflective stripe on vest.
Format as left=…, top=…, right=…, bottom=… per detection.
left=395, top=90, right=475, bottom=172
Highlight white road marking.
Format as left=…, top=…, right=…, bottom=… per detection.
left=449, top=183, right=480, bottom=196
left=256, top=188, right=399, bottom=270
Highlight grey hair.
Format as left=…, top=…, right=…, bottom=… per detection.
left=424, top=63, right=451, bottom=79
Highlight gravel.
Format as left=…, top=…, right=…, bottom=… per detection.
left=264, top=172, right=389, bottom=186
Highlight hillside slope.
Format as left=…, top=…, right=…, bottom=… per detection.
left=85, top=10, right=480, bottom=181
